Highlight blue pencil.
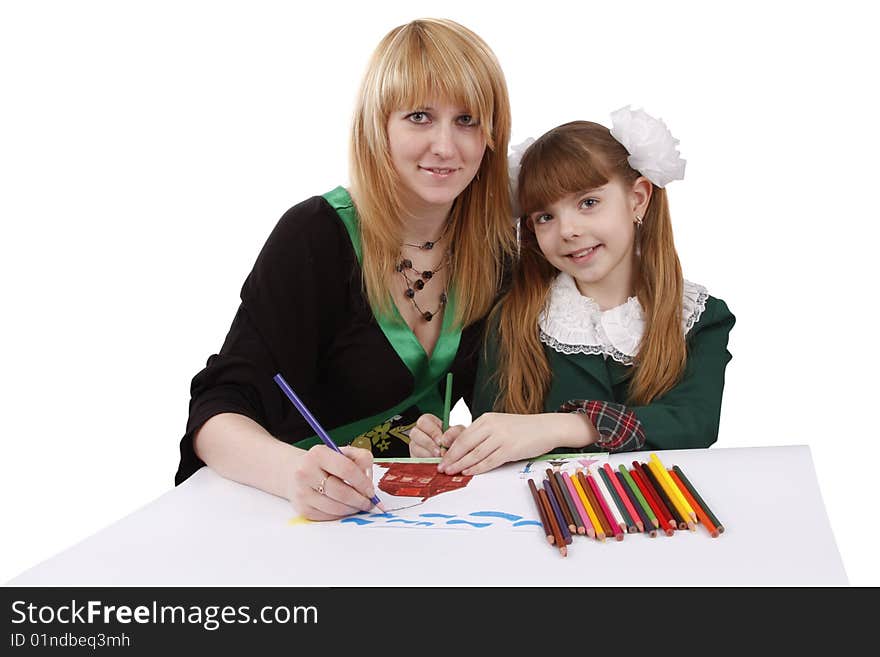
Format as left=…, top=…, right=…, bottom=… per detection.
left=273, top=373, right=385, bottom=511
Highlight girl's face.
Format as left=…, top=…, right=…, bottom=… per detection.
left=387, top=98, right=486, bottom=218
left=529, top=177, right=646, bottom=305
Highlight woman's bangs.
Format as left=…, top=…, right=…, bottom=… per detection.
left=381, top=32, right=494, bottom=145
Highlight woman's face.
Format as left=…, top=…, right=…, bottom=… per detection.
left=387, top=98, right=486, bottom=218
left=529, top=177, right=640, bottom=303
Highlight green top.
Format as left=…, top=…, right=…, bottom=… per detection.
left=290, top=187, right=463, bottom=450
left=472, top=294, right=735, bottom=451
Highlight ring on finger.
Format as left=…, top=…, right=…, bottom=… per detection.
left=313, top=475, right=328, bottom=496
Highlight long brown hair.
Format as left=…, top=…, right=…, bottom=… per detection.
left=349, top=18, right=516, bottom=326
left=493, top=121, right=685, bottom=412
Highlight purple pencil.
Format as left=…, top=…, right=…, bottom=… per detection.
left=273, top=372, right=386, bottom=511
left=543, top=479, right=572, bottom=544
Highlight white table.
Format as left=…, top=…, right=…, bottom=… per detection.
left=8, top=445, right=848, bottom=586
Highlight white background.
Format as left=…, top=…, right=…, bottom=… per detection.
left=2, top=0, right=877, bottom=585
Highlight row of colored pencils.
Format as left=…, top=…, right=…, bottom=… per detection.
left=526, top=453, right=724, bottom=557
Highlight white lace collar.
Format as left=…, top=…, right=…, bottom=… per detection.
left=538, top=273, right=709, bottom=365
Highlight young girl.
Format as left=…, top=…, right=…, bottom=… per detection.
left=410, top=108, right=735, bottom=476
left=178, top=19, right=515, bottom=519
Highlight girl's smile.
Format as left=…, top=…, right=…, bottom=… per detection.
left=530, top=179, right=643, bottom=309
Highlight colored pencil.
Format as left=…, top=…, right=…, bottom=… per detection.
left=615, top=470, right=652, bottom=536
left=570, top=472, right=599, bottom=539
left=642, top=461, right=688, bottom=530
left=528, top=478, right=555, bottom=544
left=650, top=453, right=697, bottom=524
left=543, top=478, right=572, bottom=544
left=538, top=488, right=567, bottom=556
left=577, top=470, right=614, bottom=540
left=546, top=469, right=576, bottom=534
left=669, top=468, right=719, bottom=538
left=273, top=373, right=385, bottom=511
left=673, top=465, right=725, bottom=534
left=587, top=472, right=623, bottom=541
left=619, top=464, right=658, bottom=529
left=604, top=463, right=642, bottom=532
left=442, top=372, right=453, bottom=432
left=635, top=460, right=676, bottom=528
left=553, top=471, right=582, bottom=535
left=598, top=466, right=635, bottom=533
left=630, top=465, right=674, bottom=536
left=648, top=459, right=695, bottom=531
left=561, top=472, right=588, bottom=535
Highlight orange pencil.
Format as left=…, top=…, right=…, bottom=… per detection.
left=669, top=468, right=720, bottom=538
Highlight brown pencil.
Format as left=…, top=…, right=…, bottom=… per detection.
left=527, top=478, right=555, bottom=544
left=578, top=470, right=615, bottom=539
left=546, top=468, right=576, bottom=534
left=538, top=487, right=567, bottom=556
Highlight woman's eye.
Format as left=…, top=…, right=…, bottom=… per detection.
left=407, top=111, right=429, bottom=124
left=533, top=213, right=552, bottom=225
left=579, top=198, right=598, bottom=209
left=457, top=114, right=479, bottom=127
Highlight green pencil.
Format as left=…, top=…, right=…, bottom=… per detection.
left=619, top=464, right=659, bottom=529
left=442, top=372, right=453, bottom=432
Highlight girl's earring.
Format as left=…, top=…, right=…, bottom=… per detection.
left=634, top=216, right=643, bottom=256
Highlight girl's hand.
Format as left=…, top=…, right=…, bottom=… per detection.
left=285, top=444, right=378, bottom=521
left=409, top=413, right=464, bottom=457
left=437, top=412, right=594, bottom=476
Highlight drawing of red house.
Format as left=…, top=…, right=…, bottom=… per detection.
left=378, top=463, right=472, bottom=500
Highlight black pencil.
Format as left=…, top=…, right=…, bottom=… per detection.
left=673, top=465, right=725, bottom=533
left=641, top=461, right=687, bottom=530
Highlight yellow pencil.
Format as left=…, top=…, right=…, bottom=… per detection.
left=648, top=459, right=695, bottom=531
left=572, top=469, right=604, bottom=541
left=650, top=453, right=697, bottom=524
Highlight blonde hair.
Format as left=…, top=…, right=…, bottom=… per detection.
left=493, top=121, right=686, bottom=411
left=349, top=18, right=515, bottom=326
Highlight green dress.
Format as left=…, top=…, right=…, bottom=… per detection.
left=472, top=274, right=735, bottom=452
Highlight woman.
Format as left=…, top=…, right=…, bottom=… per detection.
left=175, top=18, right=515, bottom=520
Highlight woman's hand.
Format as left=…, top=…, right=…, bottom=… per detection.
left=284, top=444, right=378, bottom=521
left=437, top=412, right=595, bottom=476
left=409, top=413, right=464, bottom=457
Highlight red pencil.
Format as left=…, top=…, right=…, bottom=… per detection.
left=604, top=463, right=643, bottom=532
left=528, top=478, right=555, bottom=544
left=631, top=463, right=675, bottom=537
